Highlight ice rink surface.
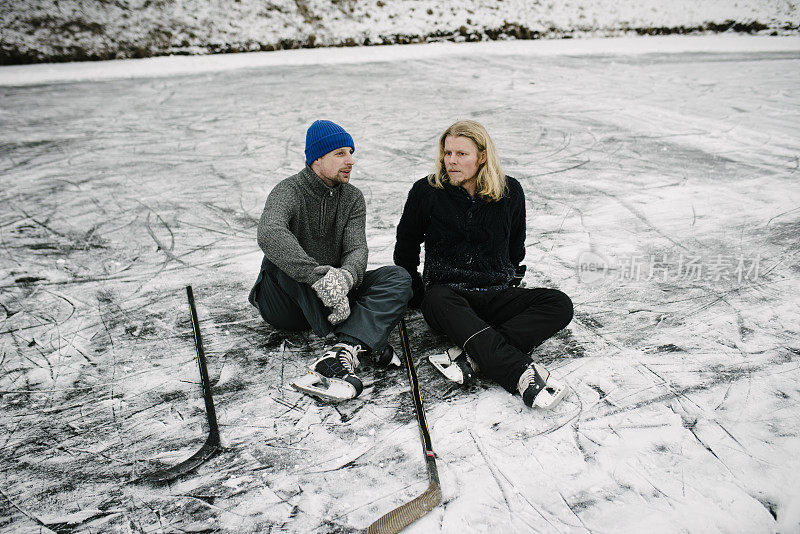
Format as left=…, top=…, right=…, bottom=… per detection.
left=1, top=36, right=799, bottom=532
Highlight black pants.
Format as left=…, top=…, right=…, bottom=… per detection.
left=421, top=285, right=573, bottom=392
left=249, top=257, right=412, bottom=354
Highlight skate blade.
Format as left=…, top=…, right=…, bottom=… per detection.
left=533, top=375, right=567, bottom=409
left=290, top=372, right=357, bottom=403
left=429, top=351, right=466, bottom=384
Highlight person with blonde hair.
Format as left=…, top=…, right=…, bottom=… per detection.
left=394, top=120, right=573, bottom=409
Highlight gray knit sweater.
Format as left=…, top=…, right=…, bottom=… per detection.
left=257, top=166, right=368, bottom=288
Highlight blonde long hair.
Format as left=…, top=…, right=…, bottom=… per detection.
left=428, top=120, right=506, bottom=201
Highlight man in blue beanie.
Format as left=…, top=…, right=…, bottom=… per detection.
left=249, top=120, right=412, bottom=402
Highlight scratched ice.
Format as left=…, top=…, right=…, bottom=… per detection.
left=1, top=37, right=799, bottom=533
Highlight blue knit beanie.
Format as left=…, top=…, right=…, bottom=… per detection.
left=305, top=120, right=355, bottom=165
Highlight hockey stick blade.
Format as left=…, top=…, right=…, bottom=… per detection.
left=135, top=285, right=221, bottom=483
left=367, top=317, right=441, bottom=533
left=366, top=478, right=441, bottom=534
left=136, top=436, right=220, bottom=483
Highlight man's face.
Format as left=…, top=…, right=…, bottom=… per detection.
left=311, top=146, right=355, bottom=187
left=444, top=135, right=485, bottom=187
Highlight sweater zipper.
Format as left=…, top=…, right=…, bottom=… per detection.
left=321, top=189, right=333, bottom=234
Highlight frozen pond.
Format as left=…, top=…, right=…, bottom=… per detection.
left=1, top=37, right=799, bottom=532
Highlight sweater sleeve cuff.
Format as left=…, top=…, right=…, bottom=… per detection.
left=341, top=266, right=358, bottom=288
left=305, top=266, right=326, bottom=286
left=341, top=268, right=355, bottom=289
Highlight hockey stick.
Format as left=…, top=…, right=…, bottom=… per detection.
left=136, top=285, right=221, bottom=483
left=367, top=317, right=441, bottom=533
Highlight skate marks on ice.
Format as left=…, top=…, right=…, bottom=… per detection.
left=502, top=53, right=799, bottom=530
left=0, top=283, right=413, bottom=532
left=414, top=336, right=796, bottom=532
left=1, top=49, right=800, bottom=531
left=388, top=54, right=800, bottom=530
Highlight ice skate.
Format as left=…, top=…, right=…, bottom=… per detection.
left=291, top=343, right=363, bottom=402
left=429, top=346, right=478, bottom=385
left=517, top=362, right=566, bottom=409
left=373, top=344, right=401, bottom=367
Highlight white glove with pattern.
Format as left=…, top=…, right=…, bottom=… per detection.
left=312, top=266, right=354, bottom=324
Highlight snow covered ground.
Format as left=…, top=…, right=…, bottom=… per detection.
left=1, top=35, right=800, bottom=532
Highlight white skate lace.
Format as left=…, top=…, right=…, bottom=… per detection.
left=320, top=343, right=360, bottom=376
left=463, top=354, right=479, bottom=373
left=338, top=344, right=361, bottom=372
left=447, top=347, right=478, bottom=372
left=517, top=365, right=540, bottom=395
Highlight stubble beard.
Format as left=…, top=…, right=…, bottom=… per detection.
left=320, top=167, right=351, bottom=186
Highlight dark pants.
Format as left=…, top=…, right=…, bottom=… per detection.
left=248, top=257, right=412, bottom=355
left=421, top=285, right=573, bottom=392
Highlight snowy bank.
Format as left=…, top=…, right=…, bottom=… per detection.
left=1, top=0, right=799, bottom=64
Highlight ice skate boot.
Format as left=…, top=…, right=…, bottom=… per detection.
left=429, top=346, right=478, bottom=385
left=372, top=344, right=401, bottom=367
left=291, top=343, right=363, bottom=402
left=517, top=362, right=566, bottom=409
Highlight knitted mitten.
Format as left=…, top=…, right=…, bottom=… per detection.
left=312, top=266, right=354, bottom=324
left=327, top=300, right=351, bottom=325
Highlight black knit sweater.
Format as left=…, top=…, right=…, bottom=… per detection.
left=393, top=176, right=526, bottom=305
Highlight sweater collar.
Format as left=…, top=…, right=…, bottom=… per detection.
left=444, top=182, right=482, bottom=203
left=301, top=165, right=340, bottom=198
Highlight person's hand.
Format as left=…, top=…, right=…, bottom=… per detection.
left=312, top=266, right=354, bottom=323
left=327, top=300, right=351, bottom=325
left=510, top=264, right=527, bottom=287
left=409, top=274, right=425, bottom=308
